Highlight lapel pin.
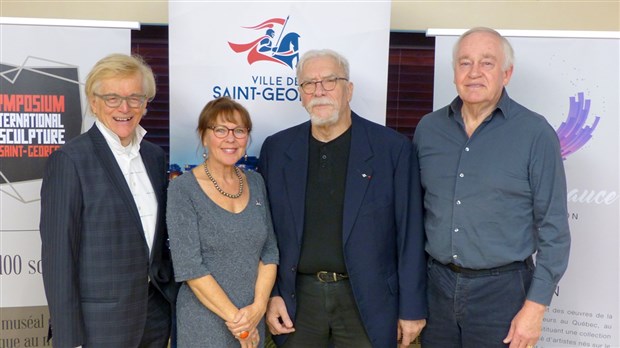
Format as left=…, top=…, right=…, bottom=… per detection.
left=255, top=199, right=262, bottom=206
left=362, top=173, right=371, bottom=179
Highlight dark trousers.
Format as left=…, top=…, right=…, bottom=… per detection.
left=140, top=282, right=172, bottom=348
left=421, top=258, right=534, bottom=348
left=280, top=274, right=372, bottom=348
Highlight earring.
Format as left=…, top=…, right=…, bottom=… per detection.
left=244, top=153, right=248, bottom=161
left=203, top=152, right=207, bottom=161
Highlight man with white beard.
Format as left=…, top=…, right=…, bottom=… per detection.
left=259, top=49, right=427, bottom=348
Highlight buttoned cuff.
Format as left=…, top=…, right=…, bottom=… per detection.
left=527, top=277, right=558, bottom=306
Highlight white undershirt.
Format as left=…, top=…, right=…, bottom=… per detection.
left=95, top=120, right=158, bottom=255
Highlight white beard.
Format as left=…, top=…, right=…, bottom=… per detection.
left=306, top=98, right=339, bottom=126
left=310, top=111, right=339, bottom=126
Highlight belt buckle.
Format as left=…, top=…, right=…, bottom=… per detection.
left=447, top=263, right=463, bottom=273
left=316, top=271, right=335, bottom=283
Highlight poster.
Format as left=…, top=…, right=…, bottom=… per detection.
left=169, top=2, right=391, bottom=168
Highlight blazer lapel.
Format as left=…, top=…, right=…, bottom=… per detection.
left=140, top=145, right=164, bottom=263
left=342, top=114, right=373, bottom=244
left=283, top=123, right=310, bottom=247
left=88, top=126, right=144, bottom=235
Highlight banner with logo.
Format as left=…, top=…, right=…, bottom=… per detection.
left=169, top=2, right=391, bottom=169
left=0, top=17, right=135, bottom=344
left=429, top=29, right=620, bottom=347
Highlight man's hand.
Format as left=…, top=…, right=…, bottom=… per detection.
left=503, top=300, right=546, bottom=348
left=265, top=296, right=295, bottom=335
left=397, top=319, right=426, bottom=347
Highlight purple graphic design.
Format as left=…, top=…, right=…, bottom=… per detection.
left=555, top=92, right=600, bottom=159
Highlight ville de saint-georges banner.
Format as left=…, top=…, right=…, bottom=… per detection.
left=0, top=17, right=135, bottom=345
left=168, top=1, right=391, bottom=169
left=430, top=29, right=620, bottom=348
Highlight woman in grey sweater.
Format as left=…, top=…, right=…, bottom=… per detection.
left=167, top=97, right=279, bottom=348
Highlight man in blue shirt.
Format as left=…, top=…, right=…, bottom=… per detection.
left=414, top=27, right=570, bottom=348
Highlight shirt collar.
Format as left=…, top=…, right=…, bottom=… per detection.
left=448, top=88, right=512, bottom=120
left=495, top=88, right=512, bottom=119
left=95, top=119, right=146, bottom=156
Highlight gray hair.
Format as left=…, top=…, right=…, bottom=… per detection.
left=85, top=53, right=156, bottom=101
left=296, top=49, right=350, bottom=80
left=452, top=27, right=514, bottom=71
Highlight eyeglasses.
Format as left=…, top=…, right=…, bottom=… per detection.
left=299, top=77, right=348, bottom=94
left=94, top=93, right=147, bottom=108
left=207, top=125, right=250, bottom=139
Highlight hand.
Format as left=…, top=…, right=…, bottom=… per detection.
left=397, top=319, right=426, bottom=347
left=226, top=302, right=265, bottom=339
left=249, top=329, right=260, bottom=347
left=237, top=327, right=259, bottom=348
left=503, top=300, right=546, bottom=348
left=265, top=296, right=295, bottom=335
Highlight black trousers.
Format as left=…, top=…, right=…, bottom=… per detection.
left=140, top=282, right=172, bottom=348
left=281, top=274, right=372, bottom=348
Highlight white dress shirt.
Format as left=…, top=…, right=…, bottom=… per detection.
left=95, top=120, right=158, bottom=255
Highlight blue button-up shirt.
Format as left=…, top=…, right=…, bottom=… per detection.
left=413, top=90, right=571, bottom=305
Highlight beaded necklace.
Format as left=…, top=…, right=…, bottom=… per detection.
left=203, top=162, right=244, bottom=199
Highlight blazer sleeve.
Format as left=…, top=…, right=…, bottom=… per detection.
left=40, top=150, right=85, bottom=347
left=397, top=141, right=428, bottom=319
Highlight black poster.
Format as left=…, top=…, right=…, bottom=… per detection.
left=0, top=64, right=82, bottom=183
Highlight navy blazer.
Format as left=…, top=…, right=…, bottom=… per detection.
left=40, top=125, right=177, bottom=347
left=259, top=113, right=427, bottom=347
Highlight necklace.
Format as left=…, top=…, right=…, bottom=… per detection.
left=203, top=162, right=244, bottom=199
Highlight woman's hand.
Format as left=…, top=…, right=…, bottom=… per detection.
left=226, top=302, right=266, bottom=342
left=236, top=328, right=260, bottom=348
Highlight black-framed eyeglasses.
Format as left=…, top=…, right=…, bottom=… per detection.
left=94, top=93, right=147, bottom=108
left=299, top=77, right=348, bottom=94
left=207, top=125, right=250, bottom=139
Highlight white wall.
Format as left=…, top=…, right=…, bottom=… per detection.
left=2, top=1, right=619, bottom=31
